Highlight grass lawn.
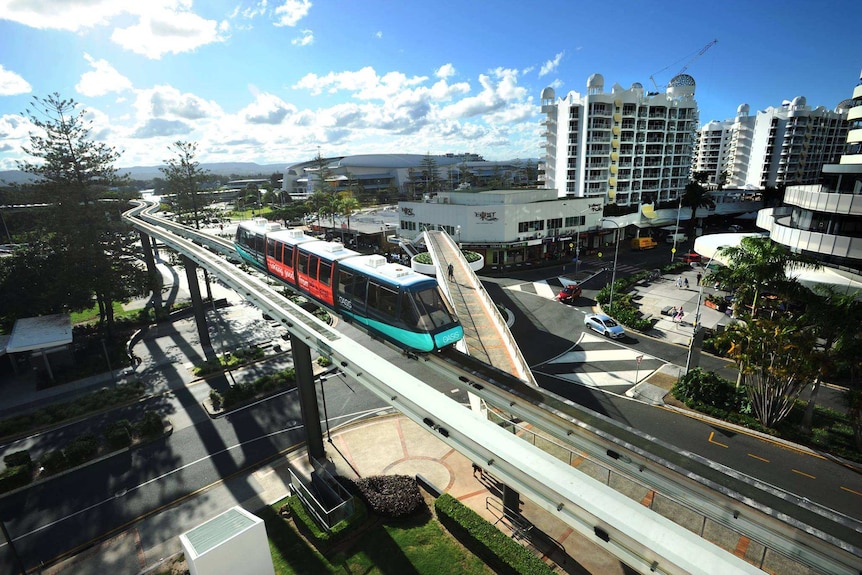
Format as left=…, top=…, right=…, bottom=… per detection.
left=69, top=301, right=141, bottom=325
left=262, top=499, right=492, bottom=575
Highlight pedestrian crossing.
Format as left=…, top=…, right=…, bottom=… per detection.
left=532, top=333, right=664, bottom=391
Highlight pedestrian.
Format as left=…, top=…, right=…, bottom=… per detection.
left=676, top=276, right=683, bottom=289
left=696, top=272, right=702, bottom=286
left=447, top=263, right=454, bottom=281
left=674, top=308, right=685, bottom=323
left=684, top=277, right=689, bottom=289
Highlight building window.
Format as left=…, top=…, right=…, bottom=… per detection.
left=518, top=220, right=544, bottom=233
left=546, top=217, right=562, bottom=229
left=564, top=215, right=585, bottom=227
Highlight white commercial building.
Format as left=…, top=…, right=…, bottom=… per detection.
left=398, top=188, right=605, bottom=271
left=539, top=73, right=699, bottom=207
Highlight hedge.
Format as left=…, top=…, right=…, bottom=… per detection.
left=285, top=492, right=367, bottom=548
left=0, top=465, right=32, bottom=493
left=435, top=494, right=555, bottom=575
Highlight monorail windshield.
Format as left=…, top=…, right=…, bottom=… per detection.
left=408, top=286, right=458, bottom=330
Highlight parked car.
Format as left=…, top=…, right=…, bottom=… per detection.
left=665, top=232, right=688, bottom=244
left=680, top=252, right=702, bottom=264
left=728, top=224, right=744, bottom=232
left=556, top=283, right=582, bottom=304
left=584, top=313, right=626, bottom=339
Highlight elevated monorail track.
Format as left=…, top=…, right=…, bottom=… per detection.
left=125, top=202, right=862, bottom=575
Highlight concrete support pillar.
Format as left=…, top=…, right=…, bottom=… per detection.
left=139, top=231, right=164, bottom=322
left=292, top=337, right=325, bottom=461
left=182, top=255, right=211, bottom=349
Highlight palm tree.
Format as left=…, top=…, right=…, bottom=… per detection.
left=713, top=236, right=819, bottom=317
left=306, top=190, right=329, bottom=230
left=338, top=193, right=361, bottom=230
left=717, top=316, right=817, bottom=428
left=799, top=287, right=862, bottom=431
left=680, top=181, right=714, bottom=243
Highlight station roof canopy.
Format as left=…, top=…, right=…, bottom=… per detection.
left=5, top=314, right=73, bottom=354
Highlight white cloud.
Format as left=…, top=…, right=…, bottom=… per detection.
left=1, top=1, right=229, bottom=59
left=0, top=0, right=136, bottom=32
left=375, top=31, right=382, bottom=39
left=539, top=51, right=564, bottom=77
left=273, top=0, right=311, bottom=27
left=75, top=54, right=133, bottom=97
left=0, top=65, right=31, bottom=95
left=131, top=118, right=192, bottom=138
left=292, top=29, right=313, bottom=46
left=293, top=66, right=428, bottom=99
left=111, top=7, right=227, bottom=59
left=439, top=67, right=528, bottom=121
left=134, top=85, right=223, bottom=121
left=241, top=93, right=296, bottom=124
left=435, top=64, right=455, bottom=79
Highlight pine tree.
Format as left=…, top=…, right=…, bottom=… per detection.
left=13, top=93, right=148, bottom=335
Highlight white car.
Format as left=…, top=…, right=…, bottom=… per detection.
left=584, top=313, right=626, bottom=339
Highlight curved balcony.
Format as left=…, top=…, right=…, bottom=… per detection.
left=784, top=185, right=862, bottom=215
left=760, top=207, right=862, bottom=261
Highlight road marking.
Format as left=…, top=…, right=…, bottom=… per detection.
left=840, top=486, right=862, bottom=497
left=791, top=469, right=815, bottom=479
left=747, top=453, right=770, bottom=463
left=707, top=431, right=728, bottom=448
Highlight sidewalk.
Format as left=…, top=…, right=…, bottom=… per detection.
left=45, top=413, right=631, bottom=575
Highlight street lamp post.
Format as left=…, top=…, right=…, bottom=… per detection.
left=671, top=196, right=682, bottom=262
left=600, top=219, right=622, bottom=312
left=456, top=225, right=461, bottom=248
left=684, top=249, right=722, bottom=375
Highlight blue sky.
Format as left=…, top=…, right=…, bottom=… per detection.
left=1, top=0, right=860, bottom=171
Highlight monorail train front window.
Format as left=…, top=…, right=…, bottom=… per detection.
left=411, top=286, right=457, bottom=329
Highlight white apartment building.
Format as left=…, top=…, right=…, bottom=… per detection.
left=691, top=119, right=734, bottom=185
left=694, top=99, right=850, bottom=190
left=540, top=73, right=699, bottom=207
left=758, top=68, right=862, bottom=288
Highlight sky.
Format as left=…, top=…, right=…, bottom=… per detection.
left=1, top=0, right=861, bottom=172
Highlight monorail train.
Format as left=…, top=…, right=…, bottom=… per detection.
left=234, top=218, right=464, bottom=352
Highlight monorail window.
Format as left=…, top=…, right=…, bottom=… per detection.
left=337, top=270, right=354, bottom=296
left=319, top=261, right=332, bottom=286
left=367, top=281, right=398, bottom=319
left=267, top=239, right=277, bottom=259
left=297, top=251, right=309, bottom=275
left=282, top=245, right=294, bottom=266
left=308, top=255, right=319, bottom=280
left=414, top=287, right=457, bottom=329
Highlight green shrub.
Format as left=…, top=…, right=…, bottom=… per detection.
left=138, top=411, right=164, bottom=438
left=672, top=368, right=748, bottom=413
left=105, top=420, right=133, bottom=449
left=435, top=494, right=555, bottom=575
left=0, top=464, right=32, bottom=493
left=317, top=356, right=332, bottom=367
left=0, top=382, right=145, bottom=439
left=811, top=428, right=830, bottom=447
left=210, top=389, right=223, bottom=411
left=4, top=450, right=32, bottom=468
left=64, top=433, right=99, bottom=467
left=285, top=492, right=367, bottom=547
left=40, top=449, right=68, bottom=475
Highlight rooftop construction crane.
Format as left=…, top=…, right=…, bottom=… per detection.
left=649, top=39, right=718, bottom=91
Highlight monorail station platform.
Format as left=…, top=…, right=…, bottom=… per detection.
left=424, top=230, right=537, bottom=386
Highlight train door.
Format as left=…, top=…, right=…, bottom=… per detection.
left=335, top=269, right=367, bottom=317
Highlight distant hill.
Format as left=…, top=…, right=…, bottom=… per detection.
left=1, top=162, right=290, bottom=186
